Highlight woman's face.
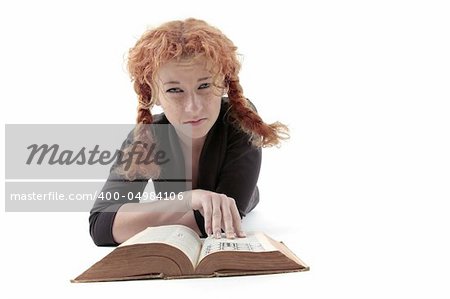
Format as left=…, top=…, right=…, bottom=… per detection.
left=155, top=57, right=223, bottom=141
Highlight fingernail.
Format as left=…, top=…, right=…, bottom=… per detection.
left=226, top=232, right=236, bottom=239
left=214, top=232, right=221, bottom=239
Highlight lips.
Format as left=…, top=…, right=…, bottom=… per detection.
left=184, top=118, right=206, bottom=126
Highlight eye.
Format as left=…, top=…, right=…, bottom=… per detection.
left=198, top=83, right=210, bottom=89
left=166, top=87, right=183, bottom=93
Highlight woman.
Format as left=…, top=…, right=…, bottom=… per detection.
left=89, top=18, right=288, bottom=246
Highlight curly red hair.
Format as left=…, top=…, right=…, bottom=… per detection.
left=117, top=18, right=289, bottom=180
left=129, top=18, right=288, bottom=144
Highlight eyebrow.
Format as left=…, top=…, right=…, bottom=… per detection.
left=163, top=77, right=211, bottom=85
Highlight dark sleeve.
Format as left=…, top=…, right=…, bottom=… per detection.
left=215, top=126, right=262, bottom=218
left=88, top=130, right=148, bottom=246
left=192, top=126, right=261, bottom=238
left=194, top=128, right=262, bottom=238
left=191, top=99, right=262, bottom=235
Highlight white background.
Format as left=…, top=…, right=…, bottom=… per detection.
left=1, top=0, right=450, bottom=298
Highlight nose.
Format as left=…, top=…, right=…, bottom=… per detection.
left=184, top=91, right=202, bottom=114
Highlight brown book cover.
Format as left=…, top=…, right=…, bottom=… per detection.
left=72, top=225, right=309, bottom=282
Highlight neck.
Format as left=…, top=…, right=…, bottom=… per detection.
left=177, top=132, right=206, bottom=158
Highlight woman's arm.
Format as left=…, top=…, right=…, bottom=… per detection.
left=89, top=173, right=202, bottom=245
left=89, top=128, right=246, bottom=246
left=111, top=202, right=200, bottom=244
left=90, top=179, right=244, bottom=245
left=213, top=124, right=262, bottom=217
left=185, top=126, right=261, bottom=240
left=112, top=188, right=245, bottom=243
left=187, top=105, right=262, bottom=238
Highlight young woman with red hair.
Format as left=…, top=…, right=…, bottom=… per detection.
left=89, top=18, right=288, bottom=246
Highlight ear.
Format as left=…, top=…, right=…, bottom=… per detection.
left=222, top=84, right=229, bottom=96
left=222, top=76, right=230, bottom=95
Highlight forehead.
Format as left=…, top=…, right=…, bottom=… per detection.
left=157, top=57, right=211, bottom=80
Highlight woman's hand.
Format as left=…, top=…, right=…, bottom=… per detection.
left=183, top=189, right=246, bottom=239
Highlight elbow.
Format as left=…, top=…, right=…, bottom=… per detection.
left=240, top=186, right=260, bottom=217
left=89, top=212, right=119, bottom=247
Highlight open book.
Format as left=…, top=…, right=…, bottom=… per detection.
left=72, top=225, right=309, bottom=282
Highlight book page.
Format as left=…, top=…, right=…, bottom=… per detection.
left=198, top=232, right=278, bottom=263
left=119, top=225, right=202, bottom=267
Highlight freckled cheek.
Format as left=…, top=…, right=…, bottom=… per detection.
left=160, top=94, right=221, bottom=115
left=168, top=105, right=186, bottom=120
left=158, top=101, right=182, bottom=122
left=201, top=99, right=220, bottom=115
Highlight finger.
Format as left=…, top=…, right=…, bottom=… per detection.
left=220, top=195, right=236, bottom=239
left=211, top=194, right=222, bottom=238
left=229, top=197, right=246, bottom=238
left=202, top=195, right=213, bottom=236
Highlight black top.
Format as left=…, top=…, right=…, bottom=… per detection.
left=89, top=98, right=261, bottom=246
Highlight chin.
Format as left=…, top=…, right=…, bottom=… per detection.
left=175, top=125, right=210, bottom=140
left=189, top=127, right=210, bottom=139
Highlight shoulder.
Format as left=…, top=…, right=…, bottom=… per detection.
left=221, top=96, right=258, bottom=110
left=218, top=97, right=259, bottom=150
left=152, top=112, right=169, bottom=124
left=219, top=97, right=258, bottom=125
